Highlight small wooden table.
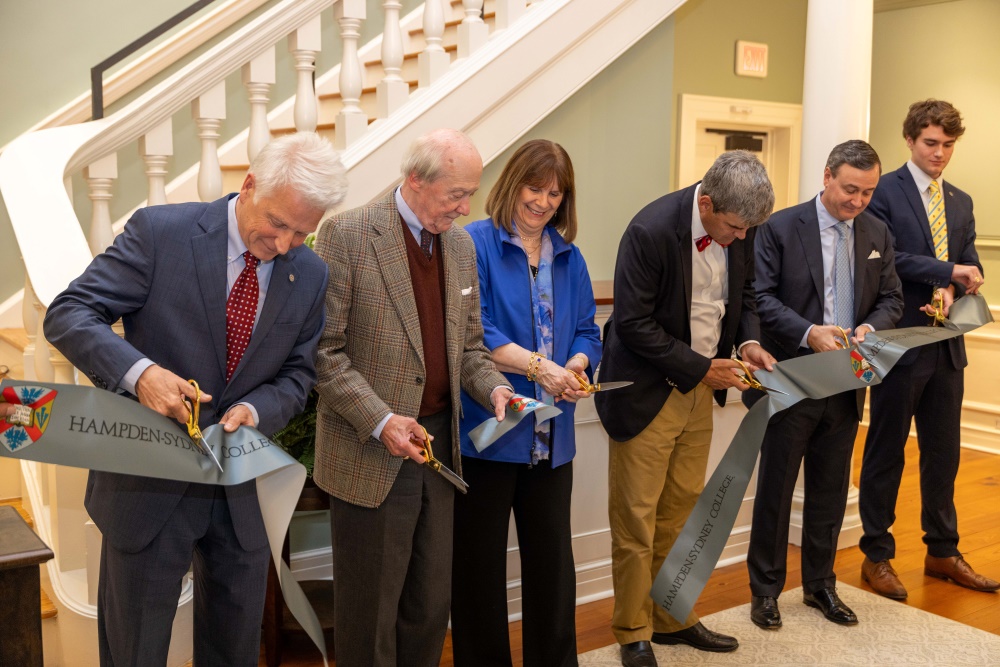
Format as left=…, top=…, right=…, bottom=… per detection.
left=0, top=505, right=54, bottom=667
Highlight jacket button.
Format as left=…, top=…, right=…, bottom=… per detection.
left=415, top=376, right=424, bottom=385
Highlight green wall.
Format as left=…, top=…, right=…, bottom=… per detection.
left=466, top=18, right=675, bottom=282
left=871, top=0, right=1000, bottom=280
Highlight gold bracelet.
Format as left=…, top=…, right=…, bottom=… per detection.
left=526, top=352, right=545, bottom=382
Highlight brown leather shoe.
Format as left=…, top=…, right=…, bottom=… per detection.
left=925, top=555, right=1000, bottom=592
left=861, top=557, right=907, bottom=600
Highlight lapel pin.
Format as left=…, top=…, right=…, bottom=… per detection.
left=289, top=274, right=295, bottom=282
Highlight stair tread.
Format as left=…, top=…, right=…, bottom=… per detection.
left=0, top=498, right=33, bottom=528
left=41, top=587, right=57, bottom=619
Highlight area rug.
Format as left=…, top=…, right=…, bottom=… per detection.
left=578, top=584, right=1000, bottom=666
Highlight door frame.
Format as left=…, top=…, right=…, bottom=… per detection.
left=677, top=94, right=803, bottom=209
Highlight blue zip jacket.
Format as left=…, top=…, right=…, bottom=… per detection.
left=459, top=218, right=602, bottom=466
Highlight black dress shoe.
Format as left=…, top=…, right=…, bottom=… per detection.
left=620, top=640, right=658, bottom=667
left=651, top=622, right=739, bottom=652
left=803, top=587, right=858, bottom=625
left=750, top=595, right=782, bottom=629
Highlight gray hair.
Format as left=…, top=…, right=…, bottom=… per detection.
left=400, top=128, right=479, bottom=182
left=700, top=150, right=775, bottom=228
left=250, top=132, right=348, bottom=211
left=826, top=140, right=881, bottom=177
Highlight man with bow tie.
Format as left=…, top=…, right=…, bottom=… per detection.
left=743, top=140, right=902, bottom=632
left=596, top=150, right=776, bottom=667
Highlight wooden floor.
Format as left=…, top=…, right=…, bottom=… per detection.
left=261, top=430, right=1000, bottom=665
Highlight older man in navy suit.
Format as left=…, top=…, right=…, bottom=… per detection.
left=745, top=141, right=902, bottom=631
left=43, top=132, right=347, bottom=666
left=858, top=99, right=997, bottom=599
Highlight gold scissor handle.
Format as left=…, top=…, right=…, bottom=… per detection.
left=929, top=289, right=946, bottom=327
left=834, top=326, right=851, bottom=349
left=417, top=427, right=441, bottom=471
left=570, top=370, right=594, bottom=393
left=184, top=379, right=204, bottom=442
left=733, top=359, right=765, bottom=391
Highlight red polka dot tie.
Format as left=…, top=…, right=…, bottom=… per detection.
left=695, top=235, right=712, bottom=252
left=226, top=251, right=260, bottom=382
left=420, top=228, right=433, bottom=259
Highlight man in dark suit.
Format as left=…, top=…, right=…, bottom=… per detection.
left=313, top=128, right=513, bottom=667
left=858, top=99, right=997, bottom=598
left=596, top=151, right=777, bottom=667
left=43, top=133, right=347, bottom=666
left=745, top=140, right=903, bottom=630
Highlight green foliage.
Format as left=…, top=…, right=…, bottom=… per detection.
left=272, top=390, right=317, bottom=477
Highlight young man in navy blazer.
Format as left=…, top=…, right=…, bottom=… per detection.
left=858, top=99, right=996, bottom=599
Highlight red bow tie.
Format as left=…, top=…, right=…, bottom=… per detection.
left=695, top=235, right=713, bottom=252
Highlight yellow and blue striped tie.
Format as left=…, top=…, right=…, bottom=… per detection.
left=928, top=180, right=948, bottom=261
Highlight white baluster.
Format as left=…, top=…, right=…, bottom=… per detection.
left=33, top=303, right=53, bottom=382
left=192, top=82, right=226, bottom=202
left=49, top=463, right=90, bottom=572
left=84, top=153, right=118, bottom=257
left=458, top=0, right=488, bottom=59
left=139, top=119, right=173, bottom=206
left=335, top=0, right=368, bottom=150
left=377, top=1, right=409, bottom=119
left=21, top=276, right=37, bottom=381
left=289, top=17, right=322, bottom=133
left=495, top=0, right=526, bottom=30
left=243, top=47, right=276, bottom=162
left=418, top=0, right=450, bottom=87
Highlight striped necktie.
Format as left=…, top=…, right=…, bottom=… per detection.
left=834, top=221, right=854, bottom=330
left=928, top=180, right=948, bottom=261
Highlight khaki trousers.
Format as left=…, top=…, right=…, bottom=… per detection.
left=608, top=383, right=714, bottom=644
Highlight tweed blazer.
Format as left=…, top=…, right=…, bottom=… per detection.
left=313, top=191, right=506, bottom=507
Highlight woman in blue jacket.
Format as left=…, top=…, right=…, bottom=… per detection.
left=451, top=139, right=602, bottom=666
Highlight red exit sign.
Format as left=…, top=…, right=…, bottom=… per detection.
left=735, top=40, right=768, bottom=78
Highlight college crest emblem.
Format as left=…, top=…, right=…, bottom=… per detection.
left=850, top=350, right=875, bottom=384
left=1, top=385, right=58, bottom=452
left=508, top=396, right=539, bottom=412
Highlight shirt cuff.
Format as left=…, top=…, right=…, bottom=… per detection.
left=119, top=358, right=156, bottom=395
left=373, top=413, right=393, bottom=441
left=799, top=325, right=813, bottom=350
left=736, top=340, right=760, bottom=356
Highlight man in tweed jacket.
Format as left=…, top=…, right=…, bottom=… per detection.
left=314, top=128, right=513, bottom=667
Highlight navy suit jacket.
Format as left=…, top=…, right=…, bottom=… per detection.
left=44, top=195, right=328, bottom=552
left=595, top=184, right=760, bottom=442
left=866, top=164, right=981, bottom=368
left=746, top=199, right=903, bottom=418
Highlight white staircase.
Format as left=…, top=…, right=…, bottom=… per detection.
left=0, top=0, right=682, bottom=663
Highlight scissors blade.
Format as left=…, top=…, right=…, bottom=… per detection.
left=757, top=384, right=789, bottom=396
left=430, top=461, right=469, bottom=494
left=197, top=437, right=224, bottom=474
left=591, top=381, right=634, bottom=392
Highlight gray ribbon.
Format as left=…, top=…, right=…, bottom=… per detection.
left=467, top=393, right=562, bottom=452
left=0, top=381, right=330, bottom=666
left=651, top=293, right=993, bottom=623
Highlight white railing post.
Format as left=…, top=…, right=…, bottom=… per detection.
left=33, top=303, right=53, bottom=383
left=139, top=120, right=173, bottom=207
left=243, top=47, right=276, bottom=162
left=377, top=0, right=409, bottom=119
left=289, top=16, right=322, bottom=133
left=84, top=153, right=118, bottom=257
left=458, top=0, right=488, bottom=59
left=48, top=463, right=90, bottom=572
left=418, top=0, right=450, bottom=87
left=495, top=0, right=526, bottom=30
left=192, top=82, right=227, bottom=202
left=334, top=0, right=368, bottom=150
left=21, top=276, right=37, bottom=382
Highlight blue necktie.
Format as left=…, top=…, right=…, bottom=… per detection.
left=834, top=221, right=853, bottom=330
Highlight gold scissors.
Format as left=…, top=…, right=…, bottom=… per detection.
left=415, top=427, right=468, bottom=493
left=184, top=379, right=223, bottom=473
left=835, top=326, right=880, bottom=371
left=733, top=359, right=787, bottom=395
left=569, top=370, right=633, bottom=393
left=928, top=289, right=947, bottom=327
